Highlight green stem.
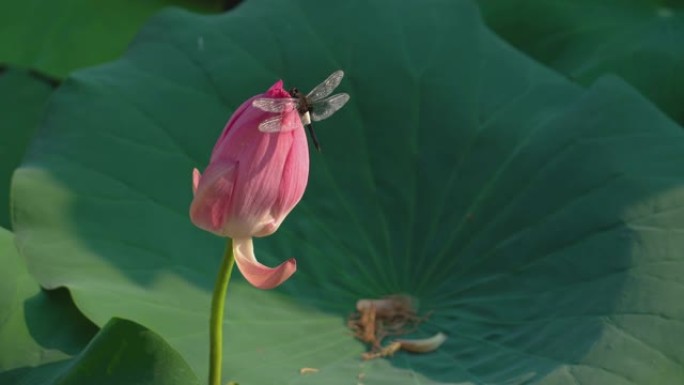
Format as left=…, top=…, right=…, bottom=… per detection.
left=209, top=239, right=235, bottom=385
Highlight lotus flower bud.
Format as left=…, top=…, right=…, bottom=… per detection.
left=190, top=80, right=309, bottom=289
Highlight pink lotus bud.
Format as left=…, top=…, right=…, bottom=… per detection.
left=190, top=80, right=309, bottom=289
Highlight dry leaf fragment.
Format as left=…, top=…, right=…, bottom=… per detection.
left=395, top=332, right=447, bottom=353
left=361, top=341, right=401, bottom=360
left=359, top=302, right=377, bottom=343
left=356, top=295, right=415, bottom=318
left=299, top=367, right=319, bottom=375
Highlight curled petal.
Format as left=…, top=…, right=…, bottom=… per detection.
left=233, top=237, right=296, bottom=289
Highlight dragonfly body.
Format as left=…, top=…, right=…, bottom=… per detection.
left=290, top=87, right=319, bottom=149
left=289, top=88, right=311, bottom=119
left=252, top=70, right=350, bottom=151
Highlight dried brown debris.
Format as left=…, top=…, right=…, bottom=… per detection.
left=347, top=294, right=443, bottom=360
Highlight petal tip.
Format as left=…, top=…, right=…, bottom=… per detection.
left=192, top=168, right=201, bottom=195
left=266, top=80, right=291, bottom=98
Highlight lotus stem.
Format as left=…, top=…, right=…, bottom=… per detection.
left=209, top=239, right=235, bottom=385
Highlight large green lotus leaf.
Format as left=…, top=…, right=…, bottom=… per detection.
left=476, top=0, right=684, bottom=125
left=0, top=227, right=96, bottom=384
left=11, top=0, right=684, bottom=384
left=0, top=68, right=54, bottom=229
left=0, top=0, right=224, bottom=78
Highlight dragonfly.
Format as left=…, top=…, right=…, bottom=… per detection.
left=252, top=70, right=350, bottom=151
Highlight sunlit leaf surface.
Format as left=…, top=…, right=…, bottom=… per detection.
left=0, top=68, right=54, bottom=229
left=0, top=227, right=95, bottom=384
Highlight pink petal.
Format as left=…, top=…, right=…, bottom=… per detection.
left=189, top=161, right=237, bottom=236
left=192, top=168, right=201, bottom=195
left=233, top=237, right=296, bottom=289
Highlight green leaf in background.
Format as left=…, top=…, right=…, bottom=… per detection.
left=477, top=0, right=684, bottom=125
left=0, top=226, right=96, bottom=385
left=0, top=229, right=198, bottom=385
left=11, top=0, right=684, bottom=384
left=0, top=0, right=226, bottom=78
left=0, top=67, right=54, bottom=229
left=52, top=317, right=200, bottom=385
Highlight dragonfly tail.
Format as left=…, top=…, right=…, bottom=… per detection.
left=306, top=124, right=322, bottom=152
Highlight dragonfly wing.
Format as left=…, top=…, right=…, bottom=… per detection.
left=258, top=112, right=302, bottom=133
left=310, top=93, right=350, bottom=122
left=258, top=116, right=285, bottom=133
left=252, top=98, right=297, bottom=113
left=306, top=70, right=345, bottom=102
